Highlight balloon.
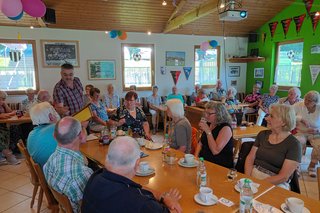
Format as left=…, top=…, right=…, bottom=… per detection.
left=209, top=40, right=218, bottom=48
left=1, top=0, right=23, bottom=17
left=8, top=11, right=24, bottom=21
left=118, top=32, right=127, bottom=40
left=109, top=30, right=118, bottom=38
left=200, top=41, right=209, bottom=51
left=117, top=31, right=122, bottom=36
left=21, top=0, right=46, bottom=18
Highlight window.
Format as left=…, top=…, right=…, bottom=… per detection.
left=0, top=39, right=39, bottom=94
left=275, top=40, right=303, bottom=88
left=194, top=46, right=220, bottom=88
left=122, top=43, right=155, bottom=90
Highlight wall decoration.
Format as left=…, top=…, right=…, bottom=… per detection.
left=311, top=45, right=320, bottom=54
left=87, top=60, right=116, bottom=80
left=228, top=66, right=240, bottom=77
left=254, top=68, right=264, bottom=78
left=293, top=14, right=306, bottom=35
left=230, top=80, right=237, bottom=86
left=183, top=67, right=192, bottom=80
left=309, top=65, right=320, bottom=85
left=281, top=18, right=292, bottom=38
left=170, top=70, right=181, bottom=85
left=41, top=40, right=80, bottom=67
left=268, top=21, right=278, bottom=40
left=166, top=51, right=185, bottom=66
left=303, top=0, right=314, bottom=15
left=310, top=12, right=320, bottom=35
left=160, top=66, right=166, bottom=75
left=109, top=30, right=128, bottom=40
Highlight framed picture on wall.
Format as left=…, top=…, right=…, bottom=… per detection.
left=87, top=60, right=116, bottom=80
left=228, top=66, right=240, bottom=77
left=166, top=51, right=185, bottom=66
left=254, top=68, right=264, bottom=78
left=41, top=40, right=80, bottom=67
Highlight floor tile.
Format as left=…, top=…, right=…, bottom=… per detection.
left=0, top=188, right=9, bottom=196
left=2, top=197, right=46, bottom=213
left=0, top=192, right=29, bottom=212
left=12, top=182, right=38, bottom=198
left=0, top=170, right=18, bottom=182
left=0, top=175, right=30, bottom=191
left=0, top=161, right=29, bottom=175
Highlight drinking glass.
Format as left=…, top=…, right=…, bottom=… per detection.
left=227, top=168, right=237, bottom=181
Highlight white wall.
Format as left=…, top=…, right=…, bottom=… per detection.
left=0, top=26, right=248, bottom=102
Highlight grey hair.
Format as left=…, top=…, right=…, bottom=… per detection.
left=107, top=136, right=140, bottom=170
left=0, top=90, right=8, bottom=99
left=270, top=84, right=278, bottom=91
left=25, top=88, right=35, bottom=94
left=304, top=90, right=320, bottom=104
left=269, top=104, right=296, bottom=131
left=166, top=98, right=185, bottom=118
left=30, top=102, right=59, bottom=125
left=129, top=85, right=137, bottom=91
left=54, top=117, right=81, bottom=145
left=205, top=101, right=232, bottom=125
left=288, top=87, right=301, bottom=98
left=107, top=83, right=114, bottom=89
left=227, top=87, right=237, bottom=97
left=37, top=90, right=50, bottom=102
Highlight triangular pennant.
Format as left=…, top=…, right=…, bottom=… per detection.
left=309, top=65, right=320, bottom=85
left=304, top=0, right=314, bottom=15
left=293, top=14, right=306, bottom=35
left=183, top=67, right=192, bottom=80
left=170, top=70, right=181, bottom=85
left=268, top=21, right=278, bottom=39
left=310, top=12, right=320, bottom=34
left=281, top=18, right=292, bottom=38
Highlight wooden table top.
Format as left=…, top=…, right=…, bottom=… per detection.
left=79, top=139, right=320, bottom=212
left=0, top=115, right=32, bottom=124
left=233, top=125, right=268, bottom=139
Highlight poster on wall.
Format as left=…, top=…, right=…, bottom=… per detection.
left=311, top=45, right=320, bottom=54
left=254, top=68, right=264, bottom=78
left=309, top=65, right=320, bottom=85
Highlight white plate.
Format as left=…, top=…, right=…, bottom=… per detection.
left=194, top=193, right=218, bottom=206
left=234, top=184, right=258, bottom=194
left=178, top=158, right=199, bottom=168
left=145, top=142, right=163, bottom=150
left=253, top=200, right=282, bottom=213
left=280, top=203, right=310, bottom=213
left=116, top=130, right=126, bottom=136
left=135, top=167, right=155, bottom=177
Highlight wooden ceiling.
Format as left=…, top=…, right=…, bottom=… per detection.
left=0, top=0, right=298, bottom=36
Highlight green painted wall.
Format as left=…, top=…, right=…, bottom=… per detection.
left=247, top=0, right=320, bottom=97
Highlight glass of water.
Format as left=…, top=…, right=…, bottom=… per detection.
left=227, top=168, right=237, bottom=181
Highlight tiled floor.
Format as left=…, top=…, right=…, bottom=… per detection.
left=0, top=146, right=318, bottom=212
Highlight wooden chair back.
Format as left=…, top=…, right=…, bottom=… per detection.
left=317, top=167, right=320, bottom=200
left=50, top=186, right=74, bottom=213
left=190, top=127, right=201, bottom=154
left=233, top=139, right=241, bottom=161
left=17, top=141, right=38, bottom=185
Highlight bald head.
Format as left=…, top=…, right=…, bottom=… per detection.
left=54, top=116, right=82, bottom=145
left=37, top=90, right=51, bottom=102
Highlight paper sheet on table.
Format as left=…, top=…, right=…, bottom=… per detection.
left=86, top=134, right=98, bottom=141
left=253, top=200, right=282, bottom=213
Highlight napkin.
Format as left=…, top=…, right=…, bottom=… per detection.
left=86, top=134, right=98, bottom=141
left=253, top=200, right=282, bottom=213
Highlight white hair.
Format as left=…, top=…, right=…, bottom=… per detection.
left=270, top=84, right=278, bottom=91
left=288, top=87, right=301, bottom=98
left=228, top=87, right=237, bottom=97
left=304, top=90, right=320, bottom=104
left=25, top=88, right=35, bottom=94
left=29, top=102, right=59, bottom=125
left=166, top=98, right=184, bottom=118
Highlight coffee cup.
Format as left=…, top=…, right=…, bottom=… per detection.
left=139, top=161, right=149, bottom=173
left=285, top=197, right=304, bottom=213
left=166, top=151, right=176, bottom=164
left=184, top=154, right=195, bottom=165
left=199, top=187, right=213, bottom=203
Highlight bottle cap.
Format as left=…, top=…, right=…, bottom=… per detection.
left=199, top=157, right=204, bottom=161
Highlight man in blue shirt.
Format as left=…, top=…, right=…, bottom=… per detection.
left=167, top=86, right=185, bottom=104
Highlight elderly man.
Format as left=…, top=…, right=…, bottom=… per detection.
left=278, top=87, right=303, bottom=105
left=27, top=102, right=60, bottom=168
left=53, top=63, right=84, bottom=116
left=167, top=86, right=185, bottom=104
left=81, top=136, right=182, bottom=213
left=21, top=88, right=37, bottom=112
left=147, top=85, right=162, bottom=134
left=37, top=90, right=51, bottom=103
left=211, top=79, right=226, bottom=101
left=44, top=117, right=93, bottom=213
left=103, top=83, right=120, bottom=113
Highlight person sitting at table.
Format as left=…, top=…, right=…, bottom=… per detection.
left=242, top=83, right=261, bottom=117
left=37, top=90, right=52, bottom=103
left=167, top=86, right=185, bottom=104
left=129, top=85, right=142, bottom=107
left=83, top=84, right=94, bottom=105
left=81, top=136, right=182, bottom=213
left=225, top=87, right=239, bottom=113
left=256, top=84, right=279, bottom=126
left=147, top=85, right=162, bottom=134
left=245, top=104, right=301, bottom=189
left=166, top=99, right=192, bottom=153
left=113, top=91, right=152, bottom=139
left=190, top=84, right=201, bottom=104
left=103, top=83, right=120, bottom=114
left=195, top=89, right=210, bottom=103
left=211, top=79, right=226, bottom=101
left=21, top=88, right=37, bottom=113
left=278, top=87, right=302, bottom=106
left=195, top=101, right=234, bottom=168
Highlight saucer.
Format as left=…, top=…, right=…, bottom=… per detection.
left=178, top=158, right=199, bottom=168
left=234, top=184, right=258, bottom=194
left=194, top=193, right=218, bottom=206
left=136, top=167, right=155, bottom=177
left=145, top=142, right=163, bottom=150
left=280, top=203, right=310, bottom=213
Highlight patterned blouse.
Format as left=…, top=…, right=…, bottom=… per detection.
left=244, top=92, right=261, bottom=109
left=260, top=94, right=279, bottom=109
left=90, top=101, right=109, bottom=125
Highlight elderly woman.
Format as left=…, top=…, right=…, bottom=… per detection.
left=147, top=85, right=162, bottom=134
left=190, top=84, right=201, bottom=104
left=113, top=91, right=151, bottom=139
left=278, top=87, right=302, bottom=105
left=195, top=89, right=209, bottom=103
left=211, top=79, right=226, bottom=101
left=243, top=83, right=261, bottom=114
left=103, top=83, right=120, bottom=114
left=166, top=99, right=192, bottom=153
left=245, top=104, right=301, bottom=189
left=293, top=91, right=320, bottom=177
left=195, top=102, right=234, bottom=168
left=256, top=84, right=279, bottom=126
left=21, top=88, right=36, bottom=112
left=83, top=84, right=94, bottom=105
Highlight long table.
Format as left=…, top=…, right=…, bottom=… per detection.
left=0, top=115, right=32, bottom=124
left=80, top=140, right=320, bottom=212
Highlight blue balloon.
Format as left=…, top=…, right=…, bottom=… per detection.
left=109, top=30, right=118, bottom=39
left=209, top=40, right=218, bottom=48
left=8, top=11, right=24, bottom=21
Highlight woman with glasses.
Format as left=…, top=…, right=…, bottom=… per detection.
left=195, top=101, right=234, bottom=168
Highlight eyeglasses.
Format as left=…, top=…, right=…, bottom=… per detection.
left=205, top=112, right=216, bottom=116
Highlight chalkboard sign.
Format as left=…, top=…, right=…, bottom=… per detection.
left=41, top=40, right=80, bottom=67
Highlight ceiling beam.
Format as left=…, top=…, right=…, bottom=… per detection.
left=167, top=0, right=186, bottom=22
left=163, top=0, right=218, bottom=33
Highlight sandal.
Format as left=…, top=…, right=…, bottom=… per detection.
left=308, top=168, right=317, bottom=178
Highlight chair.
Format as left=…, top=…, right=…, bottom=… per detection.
left=30, top=158, right=59, bottom=213
left=8, top=102, right=20, bottom=110
left=17, top=141, right=41, bottom=210
left=317, top=167, right=320, bottom=200
left=50, top=186, right=74, bottom=213
left=190, top=127, right=201, bottom=154
left=233, top=139, right=241, bottom=162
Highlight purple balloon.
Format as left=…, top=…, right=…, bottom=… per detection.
left=22, top=0, right=46, bottom=18
left=200, top=42, right=209, bottom=51
left=1, top=0, right=23, bottom=17
left=8, top=11, right=24, bottom=20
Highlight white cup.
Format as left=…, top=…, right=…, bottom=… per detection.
left=199, top=187, right=213, bottom=203
left=285, top=197, right=304, bottom=213
left=137, top=138, right=145, bottom=146
left=184, top=154, right=195, bottom=165
left=139, top=161, right=149, bottom=173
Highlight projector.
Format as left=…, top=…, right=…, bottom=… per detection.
left=219, top=10, right=248, bottom=21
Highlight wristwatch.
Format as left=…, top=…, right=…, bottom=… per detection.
left=160, top=192, right=170, bottom=203
left=206, top=132, right=212, bottom=135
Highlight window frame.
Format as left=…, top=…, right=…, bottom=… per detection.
left=121, top=43, right=155, bottom=91
left=194, top=45, right=220, bottom=89
left=274, top=39, right=303, bottom=91
left=0, top=39, right=39, bottom=95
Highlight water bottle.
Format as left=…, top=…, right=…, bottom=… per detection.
left=231, top=114, right=237, bottom=129
left=239, top=179, right=253, bottom=213
left=197, top=157, right=207, bottom=188
left=162, top=134, right=170, bottom=161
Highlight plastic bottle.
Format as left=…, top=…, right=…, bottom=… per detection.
left=197, top=157, right=207, bottom=188
left=231, top=114, right=237, bottom=129
left=162, top=134, right=170, bottom=161
left=239, top=179, right=253, bottom=213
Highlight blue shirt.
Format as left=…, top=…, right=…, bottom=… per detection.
left=103, top=94, right=120, bottom=108
left=27, top=124, right=57, bottom=168
left=147, top=95, right=161, bottom=106
left=167, top=93, right=184, bottom=104
left=90, top=101, right=109, bottom=125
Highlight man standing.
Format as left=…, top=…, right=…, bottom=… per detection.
left=82, top=136, right=182, bottom=213
left=44, top=117, right=93, bottom=213
left=53, top=63, right=84, bottom=116
left=27, top=102, right=60, bottom=168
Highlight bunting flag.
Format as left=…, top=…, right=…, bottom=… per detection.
left=183, top=67, right=192, bottom=80
left=309, top=65, right=320, bottom=85
left=170, top=70, right=181, bottom=85
left=9, top=50, right=21, bottom=62
left=310, top=12, right=320, bottom=34
left=268, top=21, right=278, bottom=39
left=293, top=14, right=306, bottom=35
left=281, top=18, right=292, bottom=38
left=303, top=0, right=314, bottom=15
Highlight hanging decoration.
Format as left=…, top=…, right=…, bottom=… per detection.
left=200, top=40, right=218, bottom=51
left=286, top=50, right=295, bottom=60
left=21, top=0, right=46, bottom=18
left=303, top=0, right=314, bottom=16
left=9, top=50, right=22, bottom=62
left=262, top=32, right=267, bottom=43
left=281, top=18, right=292, bottom=38
left=1, top=0, right=23, bottom=17
left=0, top=0, right=46, bottom=19
left=293, top=14, right=306, bottom=35
left=108, top=30, right=128, bottom=40
left=268, top=21, right=278, bottom=40
left=132, top=52, right=141, bottom=61
left=17, top=32, right=22, bottom=40
left=170, top=70, right=181, bottom=85
left=310, top=11, right=320, bottom=35
left=309, top=65, right=320, bottom=85
left=183, top=67, right=192, bottom=80
left=8, top=11, right=24, bottom=20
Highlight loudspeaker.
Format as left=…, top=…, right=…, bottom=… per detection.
left=43, top=8, right=56, bottom=24
left=248, top=33, right=258, bottom=43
